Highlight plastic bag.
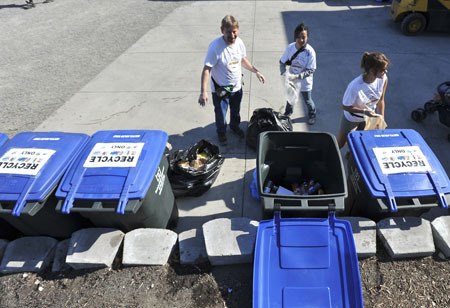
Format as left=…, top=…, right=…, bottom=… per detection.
left=246, top=108, right=293, bottom=149
left=365, top=115, right=387, bottom=130
left=282, top=73, right=299, bottom=106
left=167, top=140, right=225, bottom=197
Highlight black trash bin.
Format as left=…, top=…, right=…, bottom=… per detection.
left=346, top=129, right=450, bottom=220
left=257, top=131, right=347, bottom=217
left=0, top=132, right=93, bottom=239
left=56, top=130, right=178, bottom=232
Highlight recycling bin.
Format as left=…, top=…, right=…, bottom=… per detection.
left=257, top=131, right=347, bottom=217
left=346, top=129, right=450, bottom=220
left=0, top=132, right=93, bottom=238
left=0, top=132, right=16, bottom=239
left=253, top=211, right=363, bottom=308
left=55, top=130, right=178, bottom=232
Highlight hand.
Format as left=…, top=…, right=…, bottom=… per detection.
left=198, top=93, right=207, bottom=107
left=256, top=71, right=265, bottom=84
left=288, top=74, right=298, bottom=81
left=288, top=72, right=305, bottom=81
left=364, top=109, right=379, bottom=117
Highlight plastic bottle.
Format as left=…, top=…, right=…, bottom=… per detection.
left=307, top=182, right=322, bottom=195
left=264, top=180, right=273, bottom=193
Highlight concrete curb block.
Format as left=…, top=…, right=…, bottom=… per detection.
left=431, top=216, right=450, bottom=258
left=203, top=217, right=259, bottom=266
left=66, top=228, right=124, bottom=269
left=0, top=236, right=57, bottom=273
left=179, top=228, right=208, bottom=265
left=123, top=228, right=177, bottom=266
left=0, top=239, right=9, bottom=262
left=377, top=217, right=435, bottom=259
left=339, top=216, right=376, bottom=258
left=52, top=239, right=71, bottom=272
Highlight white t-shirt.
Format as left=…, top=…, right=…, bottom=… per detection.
left=204, top=36, right=246, bottom=93
left=343, top=74, right=387, bottom=122
left=280, top=43, right=316, bottom=91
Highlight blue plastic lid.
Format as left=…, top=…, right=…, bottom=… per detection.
left=348, top=129, right=450, bottom=211
left=55, top=130, right=168, bottom=214
left=0, top=132, right=90, bottom=216
left=0, top=133, right=8, bottom=147
left=253, top=213, right=363, bottom=308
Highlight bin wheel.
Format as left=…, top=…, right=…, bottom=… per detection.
left=167, top=200, right=179, bottom=229
left=424, top=101, right=437, bottom=113
left=411, top=108, right=426, bottom=122
left=401, top=13, right=426, bottom=36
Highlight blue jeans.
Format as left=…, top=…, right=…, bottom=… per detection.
left=300, top=91, right=316, bottom=116
left=212, top=89, right=243, bottom=135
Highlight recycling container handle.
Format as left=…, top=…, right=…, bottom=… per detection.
left=360, top=137, right=398, bottom=212
left=272, top=204, right=281, bottom=248
left=426, top=171, right=448, bottom=209
left=12, top=178, right=35, bottom=216
left=61, top=167, right=87, bottom=214
left=382, top=181, right=397, bottom=212
left=116, top=154, right=144, bottom=214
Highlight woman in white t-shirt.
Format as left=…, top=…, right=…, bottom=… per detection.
left=337, top=52, right=390, bottom=148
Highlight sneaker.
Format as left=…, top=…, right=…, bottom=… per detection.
left=218, top=133, right=227, bottom=145
left=307, top=113, right=316, bottom=125
left=284, top=103, right=293, bottom=117
left=230, top=126, right=245, bottom=139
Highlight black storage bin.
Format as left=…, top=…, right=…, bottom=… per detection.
left=257, top=131, right=347, bottom=217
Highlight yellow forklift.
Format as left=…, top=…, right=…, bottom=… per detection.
left=391, top=0, right=450, bottom=35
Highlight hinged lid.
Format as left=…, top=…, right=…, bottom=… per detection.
left=347, top=129, right=449, bottom=212
left=0, top=132, right=90, bottom=216
left=56, top=130, right=168, bottom=214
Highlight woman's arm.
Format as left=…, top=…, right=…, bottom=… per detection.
left=342, top=104, right=377, bottom=117
left=376, top=77, right=388, bottom=117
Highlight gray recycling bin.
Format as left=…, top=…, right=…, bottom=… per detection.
left=0, top=132, right=93, bottom=239
left=257, top=131, right=347, bottom=218
left=346, top=129, right=450, bottom=220
left=55, top=130, right=178, bottom=232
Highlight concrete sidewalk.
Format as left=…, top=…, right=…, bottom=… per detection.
left=33, top=1, right=450, bottom=261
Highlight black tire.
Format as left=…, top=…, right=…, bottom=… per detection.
left=401, top=13, right=426, bottom=36
left=447, top=133, right=450, bottom=143
left=424, top=101, right=437, bottom=113
left=411, top=109, right=426, bottom=122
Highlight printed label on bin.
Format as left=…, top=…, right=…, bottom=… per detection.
left=83, top=142, right=144, bottom=168
left=373, top=146, right=432, bottom=175
left=0, top=148, right=56, bottom=176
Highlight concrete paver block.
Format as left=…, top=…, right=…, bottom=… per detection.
left=52, top=239, right=71, bottom=272
left=431, top=216, right=450, bottom=258
left=0, top=237, right=57, bottom=273
left=0, top=239, right=9, bottom=262
left=421, top=207, right=450, bottom=222
left=66, top=228, right=124, bottom=269
left=203, top=217, right=259, bottom=266
left=339, top=217, right=376, bottom=258
left=179, top=228, right=208, bottom=265
left=377, top=217, right=435, bottom=259
left=123, top=228, right=177, bottom=266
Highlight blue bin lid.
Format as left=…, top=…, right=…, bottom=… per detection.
left=0, top=133, right=8, bottom=147
left=0, top=132, right=90, bottom=216
left=253, top=213, right=363, bottom=308
left=348, top=129, right=450, bottom=211
left=55, top=130, right=168, bottom=214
